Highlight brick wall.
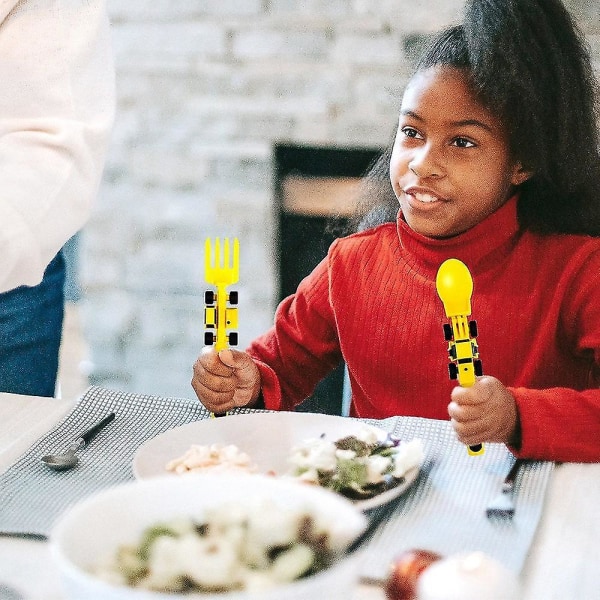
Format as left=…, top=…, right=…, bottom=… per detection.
left=79, top=0, right=600, bottom=399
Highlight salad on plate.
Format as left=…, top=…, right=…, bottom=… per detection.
left=286, top=427, right=424, bottom=500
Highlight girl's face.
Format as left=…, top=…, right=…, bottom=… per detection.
left=390, top=66, right=530, bottom=238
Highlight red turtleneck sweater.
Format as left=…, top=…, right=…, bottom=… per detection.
left=247, top=197, right=600, bottom=462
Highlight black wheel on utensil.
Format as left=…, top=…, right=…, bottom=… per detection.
left=228, top=332, right=238, bottom=346
left=204, top=332, right=215, bottom=345
left=204, top=290, right=215, bottom=305
left=443, top=323, right=453, bottom=341
left=474, top=359, right=483, bottom=377
left=229, top=291, right=238, bottom=305
left=448, top=363, right=458, bottom=380
left=469, top=320, right=478, bottom=338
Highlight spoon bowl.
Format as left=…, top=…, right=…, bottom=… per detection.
left=41, top=413, right=116, bottom=472
left=42, top=443, right=84, bottom=471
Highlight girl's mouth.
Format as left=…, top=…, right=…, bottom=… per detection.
left=411, top=191, right=439, bottom=204
left=403, top=188, right=447, bottom=208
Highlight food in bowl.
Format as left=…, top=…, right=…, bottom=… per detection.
left=165, top=443, right=257, bottom=475
left=95, top=498, right=343, bottom=593
left=51, top=474, right=367, bottom=600
left=287, top=427, right=424, bottom=499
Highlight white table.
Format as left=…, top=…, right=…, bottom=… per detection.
left=0, top=392, right=598, bottom=600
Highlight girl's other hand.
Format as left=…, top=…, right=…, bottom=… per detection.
left=447, top=376, right=519, bottom=446
left=191, top=347, right=261, bottom=413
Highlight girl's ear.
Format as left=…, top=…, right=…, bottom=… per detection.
left=511, top=162, right=533, bottom=186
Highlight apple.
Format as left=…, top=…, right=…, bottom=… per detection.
left=384, top=549, right=442, bottom=600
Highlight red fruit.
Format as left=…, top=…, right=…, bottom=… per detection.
left=384, top=549, right=442, bottom=600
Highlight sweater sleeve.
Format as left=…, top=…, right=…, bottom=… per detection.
left=0, top=0, right=115, bottom=292
left=509, top=248, right=600, bottom=462
left=246, top=255, right=342, bottom=411
left=509, top=386, right=600, bottom=461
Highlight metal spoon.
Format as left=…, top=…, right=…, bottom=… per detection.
left=41, top=412, right=116, bottom=471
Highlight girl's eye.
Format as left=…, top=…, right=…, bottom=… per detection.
left=452, top=137, right=476, bottom=148
left=401, top=127, right=423, bottom=140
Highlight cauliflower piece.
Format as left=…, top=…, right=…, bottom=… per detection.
left=365, top=454, right=393, bottom=484
left=355, top=426, right=381, bottom=445
left=289, top=438, right=337, bottom=473
left=270, top=543, right=315, bottom=583
left=247, top=501, right=303, bottom=547
left=142, top=535, right=188, bottom=591
left=335, top=449, right=357, bottom=462
left=392, top=439, right=424, bottom=478
left=179, top=533, right=242, bottom=590
left=294, top=468, right=320, bottom=485
left=242, top=570, right=278, bottom=592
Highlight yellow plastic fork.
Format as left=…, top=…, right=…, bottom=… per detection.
left=204, top=237, right=239, bottom=351
left=204, top=237, right=240, bottom=418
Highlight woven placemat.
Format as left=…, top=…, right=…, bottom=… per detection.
left=0, top=386, right=553, bottom=579
left=0, top=386, right=257, bottom=537
left=358, top=416, right=554, bottom=579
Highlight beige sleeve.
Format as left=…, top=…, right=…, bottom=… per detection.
left=0, top=0, right=115, bottom=291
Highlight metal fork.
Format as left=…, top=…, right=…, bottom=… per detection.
left=485, top=458, right=527, bottom=518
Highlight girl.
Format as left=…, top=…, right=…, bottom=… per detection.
left=192, top=0, right=600, bottom=463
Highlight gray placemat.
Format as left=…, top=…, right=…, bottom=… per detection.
left=0, top=386, right=258, bottom=538
left=357, top=416, right=554, bottom=579
left=0, top=386, right=553, bottom=579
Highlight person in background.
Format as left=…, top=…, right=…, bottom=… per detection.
left=0, top=0, right=115, bottom=397
left=192, top=0, right=600, bottom=463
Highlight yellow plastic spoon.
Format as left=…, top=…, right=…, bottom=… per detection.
left=436, top=259, right=485, bottom=456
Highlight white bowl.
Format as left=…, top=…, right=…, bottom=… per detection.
left=50, top=474, right=368, bottom=600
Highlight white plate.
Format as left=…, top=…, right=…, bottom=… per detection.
left=132, top=411, right=420, bottom=511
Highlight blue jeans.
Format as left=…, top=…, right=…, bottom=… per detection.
left=0, top=251, right=65, bottom=397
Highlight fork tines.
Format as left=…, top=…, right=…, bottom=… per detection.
left=205, top=237, right=239, bottom=286
left=486, top=500, right=515, bottom=519
left=485, top=458, right=526, bottom=519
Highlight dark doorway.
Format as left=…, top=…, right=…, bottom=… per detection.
left=274, top=143, right=382, bottom=414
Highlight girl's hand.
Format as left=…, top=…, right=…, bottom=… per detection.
left=447, top=376, right=519, bottom=446
left=191, top=347, right=261, bottom=413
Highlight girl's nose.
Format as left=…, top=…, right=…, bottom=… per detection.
left=408, top=145, right=443, bottom=178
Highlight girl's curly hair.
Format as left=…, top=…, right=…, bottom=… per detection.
left=350, top=0, right=600, bottom=236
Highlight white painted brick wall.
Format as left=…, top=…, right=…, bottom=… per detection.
left=80, top=0, right=598, bottom=400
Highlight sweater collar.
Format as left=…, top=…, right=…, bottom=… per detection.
left=396, top=195, right=521, bottom=276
